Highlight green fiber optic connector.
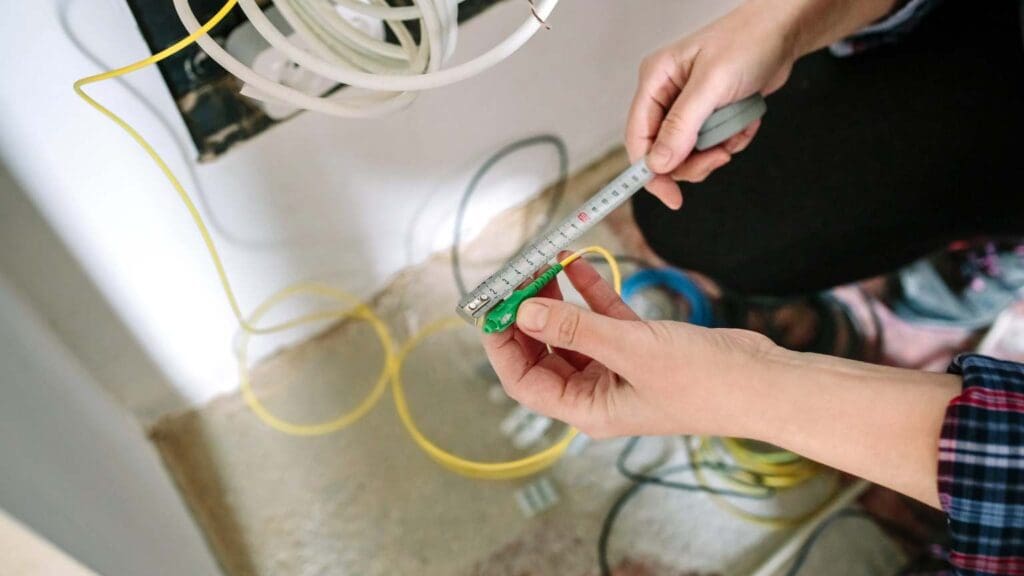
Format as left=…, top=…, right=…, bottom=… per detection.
left=482, top=264, right=564, bottom=334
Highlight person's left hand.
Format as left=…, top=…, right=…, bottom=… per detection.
left=480, top=256, right=779, bottom=439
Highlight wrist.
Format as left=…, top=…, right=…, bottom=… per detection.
left=738, top=345, right=961, bottom=506
left=722, top=342, right=808, bottom=443
left=692, top=329, right=797, bottom=442
left=768, top=0, right=902, bottom=58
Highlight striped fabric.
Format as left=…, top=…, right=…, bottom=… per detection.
left=940, top=354, right=1024, bottom=575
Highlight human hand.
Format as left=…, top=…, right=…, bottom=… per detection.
left=480, top=257, right=780, bottom=439
left=627, top=0, right=800, bottom=208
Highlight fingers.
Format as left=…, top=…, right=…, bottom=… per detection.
left=482, top=323, right=583, bottom=421
left=627, top=52, right=688, bottom=210
left=725, top=118, right=761, bottom=154
left=667, top=118, right=760, bottom=182
left=483, top=333, right=578, bottom=419
left=562, top=258, right=640, bottom=321
left=535, top=268, right=591, bottom=369
left=515, top=298, right=641, bottom=374
left=647, top=67, right=727, bottom=175
left=627, top=50, right=759, bottom=203
left=645, top=176, right=684, bottom=209
left=625, top=53, right=683, bottom=165
left=669, top=148, right=732, bottom=183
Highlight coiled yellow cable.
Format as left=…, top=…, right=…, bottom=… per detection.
left=73, top=13, right=821, bottom=494
left=236, top=283, right=395, bottom=437
left=72, top=0, right=623, bottom=479
left=690, top=437, right=836, bottom=528
left=74, top=0, right=394, bottom=442
left=72, top=3, right=824, bottom=499
left=392, top=247, right=622, bottom=480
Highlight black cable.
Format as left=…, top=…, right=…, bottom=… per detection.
left=451, top=135, right=569, bottom=297
left=783, top=509, right=876, bottom=576
left=616, top=436, right=776, bottom=498
left=599, top=469, right=925, bottom=576
left=598, top=437, right=777, bottom=576
left=783, top=507, right=933, bottom=576
left=597, top=464, right=690, bottom=576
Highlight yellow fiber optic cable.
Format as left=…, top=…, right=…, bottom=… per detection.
left=74, top=0, right=393, bottom=437
left=391, top=247, right=621, bottom=480
left=74, top=0, right=303, bottom=337
left=393, top=317, right=578, bottom=480
left=561, top=246, right=622, bottom=290
left=73, top=6, right=624, bottom=479
left=236, top=283, right=396, bottom=436
left=688, top=437, right=838, bottom=528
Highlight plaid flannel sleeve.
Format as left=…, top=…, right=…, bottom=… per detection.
left=939, top=354, right=1024, bottom=576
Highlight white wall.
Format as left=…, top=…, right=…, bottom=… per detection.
left=0, top=272, right=223, bottom=576
left=0, top=0, right=737, bottom=416
left=0, top=508, right=99, bottom=576
left=0, top=161, right=186, bottom=423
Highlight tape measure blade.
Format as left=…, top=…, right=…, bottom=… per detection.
left=456, top=160, right=654, bottom=322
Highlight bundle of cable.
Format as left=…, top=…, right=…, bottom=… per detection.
left=171, top=0, right=559, bottom=117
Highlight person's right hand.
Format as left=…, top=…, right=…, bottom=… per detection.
left=627, top=0, right=801, bottom=208
left=480, top=256, right=780, bottom=439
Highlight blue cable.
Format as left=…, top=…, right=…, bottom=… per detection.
left=621, top=268, right=715, bottom=327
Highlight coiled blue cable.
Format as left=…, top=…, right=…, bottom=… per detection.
left=621, top=268, right=714, bottom=327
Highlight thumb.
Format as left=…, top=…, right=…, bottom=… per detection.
left=516, top=298, right=644, bottom=369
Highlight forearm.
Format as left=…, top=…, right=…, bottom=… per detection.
left=791, top=0, right=903, bottom=55
left=737, top=0, right=902, bottom=59
left=745, top=348, right=961, bottom=508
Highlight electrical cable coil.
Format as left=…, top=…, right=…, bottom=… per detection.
left=170, top=0, right=559, bottom=117
left=74, top=0, right=833, bottom=499
left=74, top=0, right=605, bottom=480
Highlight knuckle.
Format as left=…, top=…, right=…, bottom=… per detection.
left=640, top=321, right=673, bottom=346
left=640, top=50, right=678, bottom=81
left=660, top=113, right=686, bottom=138
left=639, top=55, right=653, bottom=74
left=554, top=309, right=582, bottom=348
left=640, top=51, right=665, bottom=71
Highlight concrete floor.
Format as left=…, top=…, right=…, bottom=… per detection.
left=149, top=150, right=907, bottom=576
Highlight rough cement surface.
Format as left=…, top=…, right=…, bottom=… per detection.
left=150, top=149, right=907, bottom=575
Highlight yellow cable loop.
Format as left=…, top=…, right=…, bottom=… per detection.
left=73, top=0, right=830, bottom=495
left=73, top=17, right=835, bottom=498
left=689, top=437, right=836, bottom=528
left=391, top=247, right=622, bottom=480
left=72, top=12, right=827, bottom=493
left=74, top=0, right=395, bottom=438
left=236, top=284, right=396, bottom=437
left=72, top=2, right=623, bottom=478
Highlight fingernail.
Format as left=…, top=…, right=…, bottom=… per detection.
left=649, top=141, right=672, bottom=171
left=517, top=301, right=549, bottom=332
